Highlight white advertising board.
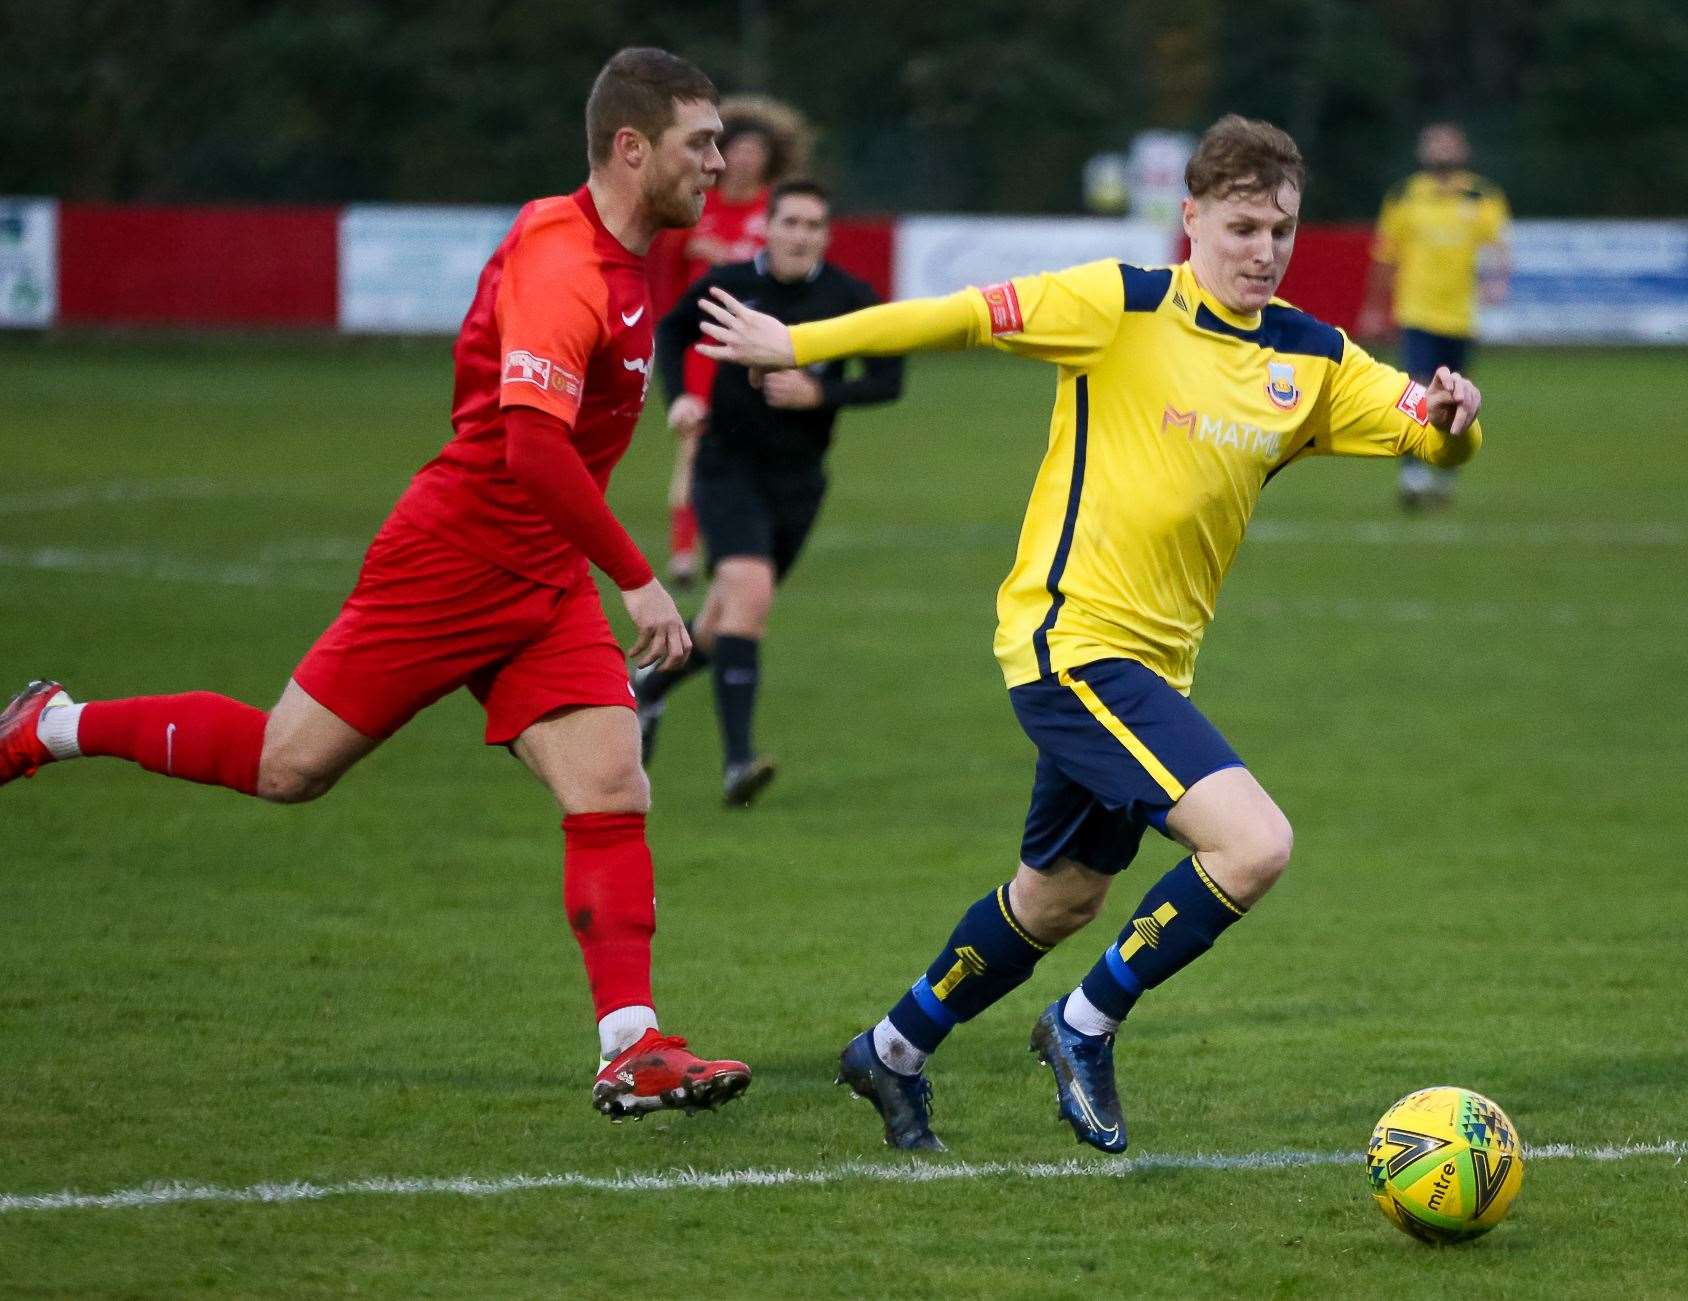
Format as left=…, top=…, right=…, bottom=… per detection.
left=1480, top=220, right=1688, bottom=345
left=894, top=216, right=1177, bottom=300
left=339, top=205, right=519, bottom=334
left=0, top=198, right=57, bottom=328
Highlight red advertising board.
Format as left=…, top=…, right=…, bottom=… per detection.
left=58, top=204, right=338, bottom=327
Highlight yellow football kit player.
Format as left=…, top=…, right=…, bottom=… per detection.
left=703, top=114, right=1487, bottom=1159
left=1374, top=170, right=1510, bottom=341
left=739, top=229, right=1492, bottom=1154
left=1365, top=135, right=1509, bottom=509
left=790, top=255, right=1482, bottom=1144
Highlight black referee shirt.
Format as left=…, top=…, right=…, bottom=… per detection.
left=656, top=254, right=905, bottom=466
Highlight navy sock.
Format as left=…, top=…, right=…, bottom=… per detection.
left=711, top=635, right=760, bottom=766
left=887, top=882, right=1053, bottom=1053
left=640, top=619, right=709, bottom=703
left=1079, top=854, right=1247, bottom=1022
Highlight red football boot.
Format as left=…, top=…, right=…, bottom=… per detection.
left=591, top=1029, right=751, bottom=1118
left=0, top=680, right=68, bottom=786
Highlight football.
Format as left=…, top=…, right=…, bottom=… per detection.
left=1366, top=1086, right=1525, bottom=1244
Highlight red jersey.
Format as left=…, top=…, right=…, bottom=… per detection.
left=393, top=186, right=654, bottom=587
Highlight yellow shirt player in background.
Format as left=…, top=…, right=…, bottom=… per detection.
left=698, top=115, right=1484, bottom=1154
left=1358, top=121, right=1510, bottom=511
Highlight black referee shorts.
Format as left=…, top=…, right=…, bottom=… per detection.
left=693, top=452, right=827, bottom=582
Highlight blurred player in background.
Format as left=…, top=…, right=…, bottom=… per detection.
left=1357, top=122, right=1510, bottom=511
left=0, top=48, right=753, bottom=1122
left=650, top=97, right=812, bottom=588
left=639, top=181, right=904, bottom=806
left=698, top=115, right=1485, bottom=1153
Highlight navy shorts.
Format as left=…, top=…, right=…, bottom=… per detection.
left=1008, top=658, right=1244, bottom=875
left=1400, top=328, right=1471, bottom=383
left=693, top=453, right=827, bottom=581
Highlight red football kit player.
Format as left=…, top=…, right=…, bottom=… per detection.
left=1, top=49, right=751, bottom=1121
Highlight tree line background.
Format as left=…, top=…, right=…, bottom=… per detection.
left=4, top=0, right=1685, bottom=220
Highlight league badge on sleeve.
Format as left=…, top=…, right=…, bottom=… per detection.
left=1265, top=361, right=1301, bottom=411
left=980, top=282, right=1024, bottom=336
left=1395, top=378, right=1431, bottom=426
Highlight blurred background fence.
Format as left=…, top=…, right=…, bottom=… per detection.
left=3, top=0, right=1685, bottom=341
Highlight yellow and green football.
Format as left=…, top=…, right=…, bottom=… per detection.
left=1366, top=1086, right=1525, bottom=1244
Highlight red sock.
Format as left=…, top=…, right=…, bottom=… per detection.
left=78, top=693, right=267, bottom=796
left=669, top=504, right=698, bottom=555
left=562, top=812, right=655, bottom=1019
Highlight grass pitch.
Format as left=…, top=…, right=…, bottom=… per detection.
left=1, top=336, right=1685, bottom=1297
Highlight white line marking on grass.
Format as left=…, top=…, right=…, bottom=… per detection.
left=4, top=1141, right=1682, bottom=1215
left=0, top=479, right=229, bottom=516
left=0, top=544, right=350, bottom=592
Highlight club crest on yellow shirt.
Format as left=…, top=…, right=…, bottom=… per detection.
left=1265, top=361, right=1301, bottom=411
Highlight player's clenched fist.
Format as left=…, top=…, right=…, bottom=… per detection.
left=621, top=578, right=692, bottom=670
left=1425, top=365, right=1481, bottom=437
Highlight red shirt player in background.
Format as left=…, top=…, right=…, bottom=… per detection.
left=648, top=97, right=811, bottom=587
left=0, top=48, right=752, bottom=1121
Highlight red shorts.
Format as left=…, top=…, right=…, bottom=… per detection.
left=293, top=516, right=632, bottom=745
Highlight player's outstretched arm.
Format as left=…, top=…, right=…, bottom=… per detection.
left=699, top=286, right=980, bottom=370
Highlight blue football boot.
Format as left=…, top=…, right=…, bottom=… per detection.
left=1029, top=999, right=1128, bottom=1153
left=836, top=1030, right=945, bottom=1152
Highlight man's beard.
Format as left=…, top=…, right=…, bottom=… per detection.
left=645, top=169, right=703, bottom=229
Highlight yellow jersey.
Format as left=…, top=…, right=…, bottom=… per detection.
left=789, top=260, right=1481, bottom=693
left=1374, top=170, right=1510, bottom=338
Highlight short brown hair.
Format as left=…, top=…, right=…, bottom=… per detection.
left=1185, top=114, right=1306, bottom=205
left=768, top=179, right=830, bottom=219
left=586, top=47, right=718, bottom=168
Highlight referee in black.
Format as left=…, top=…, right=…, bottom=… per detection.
left=636, top=180, right=905, bottom=806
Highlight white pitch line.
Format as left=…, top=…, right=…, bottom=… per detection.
left=0, top=543, right=349, bottom=592
left=3, top=1141, right=1682, bottom=1216
left=0, top=478, right=230, bottom=516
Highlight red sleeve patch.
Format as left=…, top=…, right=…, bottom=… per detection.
left=1395, top=378, right=1430, bottom=426
left=980, top=281, right=1024, bottom=336
left=503, top=349, right=583, bottom=403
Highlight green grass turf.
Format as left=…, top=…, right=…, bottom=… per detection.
left=1, top=335, right=1685, bottom=1296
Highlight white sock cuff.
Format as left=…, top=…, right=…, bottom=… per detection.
left=872, top=1017, right=929, bottom=1077
left=1061, top=987, right=1120, bottom=1039
left=597, top=1004, right=657, bottom=1061
left=36, top=698, right=84, bottom=761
